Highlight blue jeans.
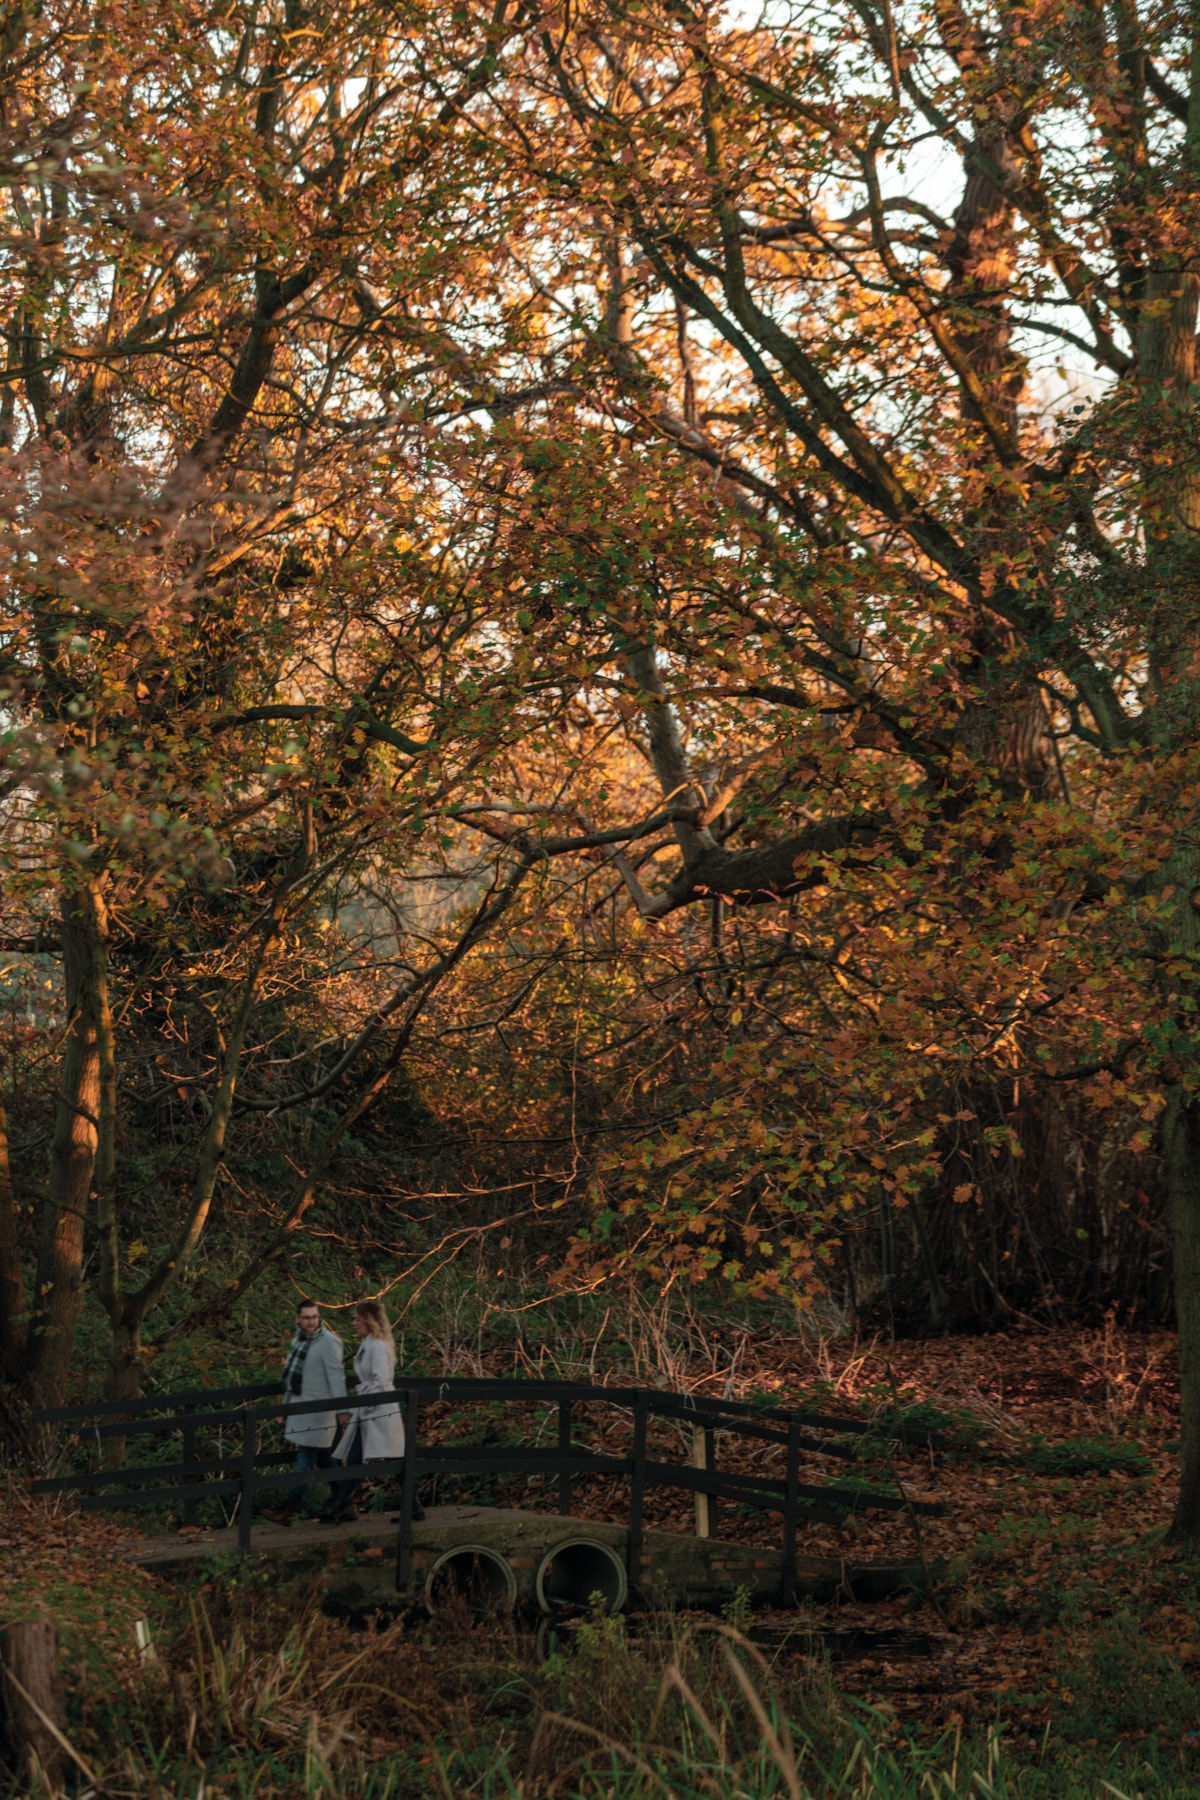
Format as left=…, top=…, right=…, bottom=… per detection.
left=286, top=1444, right=334, bottom=1511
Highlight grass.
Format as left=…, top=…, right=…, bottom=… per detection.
left=2, top=1512, right=1199, bottom=1800
left=6, top=1578, right=1200, bottom=1799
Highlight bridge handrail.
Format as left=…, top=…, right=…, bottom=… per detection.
left=34, top=1376, right=946, bottom=1448
left=33, top=1434, right=941, bottom=1515
left=34, top=1380, right=279, bottom=1423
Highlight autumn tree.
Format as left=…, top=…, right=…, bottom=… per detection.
left=390, top=0, right=1200, bottom=1533
left=0, top=0, right=626, bottom=1407
left=6, top=0, right=1200, bottom=1557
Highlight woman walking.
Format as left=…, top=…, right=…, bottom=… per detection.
left=323, top=1300, right=406, bottom=1523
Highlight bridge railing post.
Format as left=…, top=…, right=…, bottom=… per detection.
left=238, top=1410, right=257, bottom=1553
left=182, top=1417, right=198, bottom=1529
left=627, top=1390, right=648, bottom=1594
left=557, top=1398, right=572, bottom=1515
left=781, top=1416, right=799, bottom=1606
left=395, top=1391, right=420, bottom=1592
left=692, top=1424, right=719, bottom=1539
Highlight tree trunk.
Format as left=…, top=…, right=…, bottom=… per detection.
left=1136, top=262, right=1200, bottom=712
left=1135, top=38, right=1200, bottom=694
left=1164, top=1086, right=1200, bottom=1544
left=910, top=1198, right=947, bottom=1329
left=106, top=1317, right=144, bottom=1404
left=0, top=1099, right=27, bottom=1381
left=1140, top=42, right=1200, bottom=1546
left=943, top=116, right=1059, bottom=796
left=22, top=884, right=106, bottom=1407
left=2, top=1618, right=68, bottom=1793
left=101, top=1315, right=144, bottom=1469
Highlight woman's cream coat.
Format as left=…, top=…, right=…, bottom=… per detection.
left=333, top=1332, right=405, bottom=1462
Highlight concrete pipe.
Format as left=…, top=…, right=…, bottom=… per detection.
left=535, top=1537, right=629, bottom=1616
left=424, top=1545, right=518, bottom=1615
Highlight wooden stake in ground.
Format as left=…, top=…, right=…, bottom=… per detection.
left=2, top=1618, right=67, bottom=1792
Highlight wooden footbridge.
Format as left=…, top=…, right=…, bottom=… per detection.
left=33, top=1379, right=946, bottom=1615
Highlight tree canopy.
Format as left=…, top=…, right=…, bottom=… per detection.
left=3, top=0, right=1200, bottom=1533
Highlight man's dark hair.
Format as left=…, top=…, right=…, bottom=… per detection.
left=295, top=1298, right=319, bottom=1313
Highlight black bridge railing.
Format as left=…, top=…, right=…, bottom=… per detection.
left=33, top=1379, right=945, bottom=1606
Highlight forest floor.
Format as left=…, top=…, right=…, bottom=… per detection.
left=699, top=1322, right=1186, bottom=1745
left=3, top=1318, right=1196, bottom=1796
left=454, top=1317, right=1190, bottom=1751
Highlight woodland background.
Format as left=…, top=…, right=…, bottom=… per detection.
left=3, top=0, right=1200, bottom=1785
left=0, top=0, right=1193, bottom=1399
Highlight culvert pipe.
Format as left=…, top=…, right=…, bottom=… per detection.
left=535, top=1538, right=628, bottom=1616
left=424, top=1545, right=518, bottom=1615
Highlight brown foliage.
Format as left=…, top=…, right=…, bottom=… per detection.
left=2, top=0, right=1200, bottom=1532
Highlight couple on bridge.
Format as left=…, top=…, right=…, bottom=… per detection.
left=261, top=1296, right=421, bottom=1526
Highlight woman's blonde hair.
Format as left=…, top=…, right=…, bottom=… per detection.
left=354, top=1299, right=394, bottom=1348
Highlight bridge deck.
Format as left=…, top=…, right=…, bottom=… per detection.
left=119, top=1502, right=406, bottom=1567
left=117, top=1503, right=927, bottom=1612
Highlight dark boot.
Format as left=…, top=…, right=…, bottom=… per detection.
left=319, top=1505, right=358, bottom=1524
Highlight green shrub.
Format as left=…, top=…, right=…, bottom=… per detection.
left=1026, top=1436, right=1153, bottom=1478
left=855, top=1388, right=991, bottom=1451
left=1057, top=1608, right=1198, bottom=1741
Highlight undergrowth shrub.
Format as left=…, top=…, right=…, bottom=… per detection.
left=947, top=1515, right=1105, bottom=1630
left=1056, top=1608, right=1198, bottom=1741
left=1025, top=1436, right=1153, bottom=1479
left=857, top=1386, right=992, bottom=1453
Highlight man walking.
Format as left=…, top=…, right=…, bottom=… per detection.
left=262, top=1298, right=347, bottom=1524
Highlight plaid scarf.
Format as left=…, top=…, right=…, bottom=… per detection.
left=282, top=1327, right=316, bottom=1397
